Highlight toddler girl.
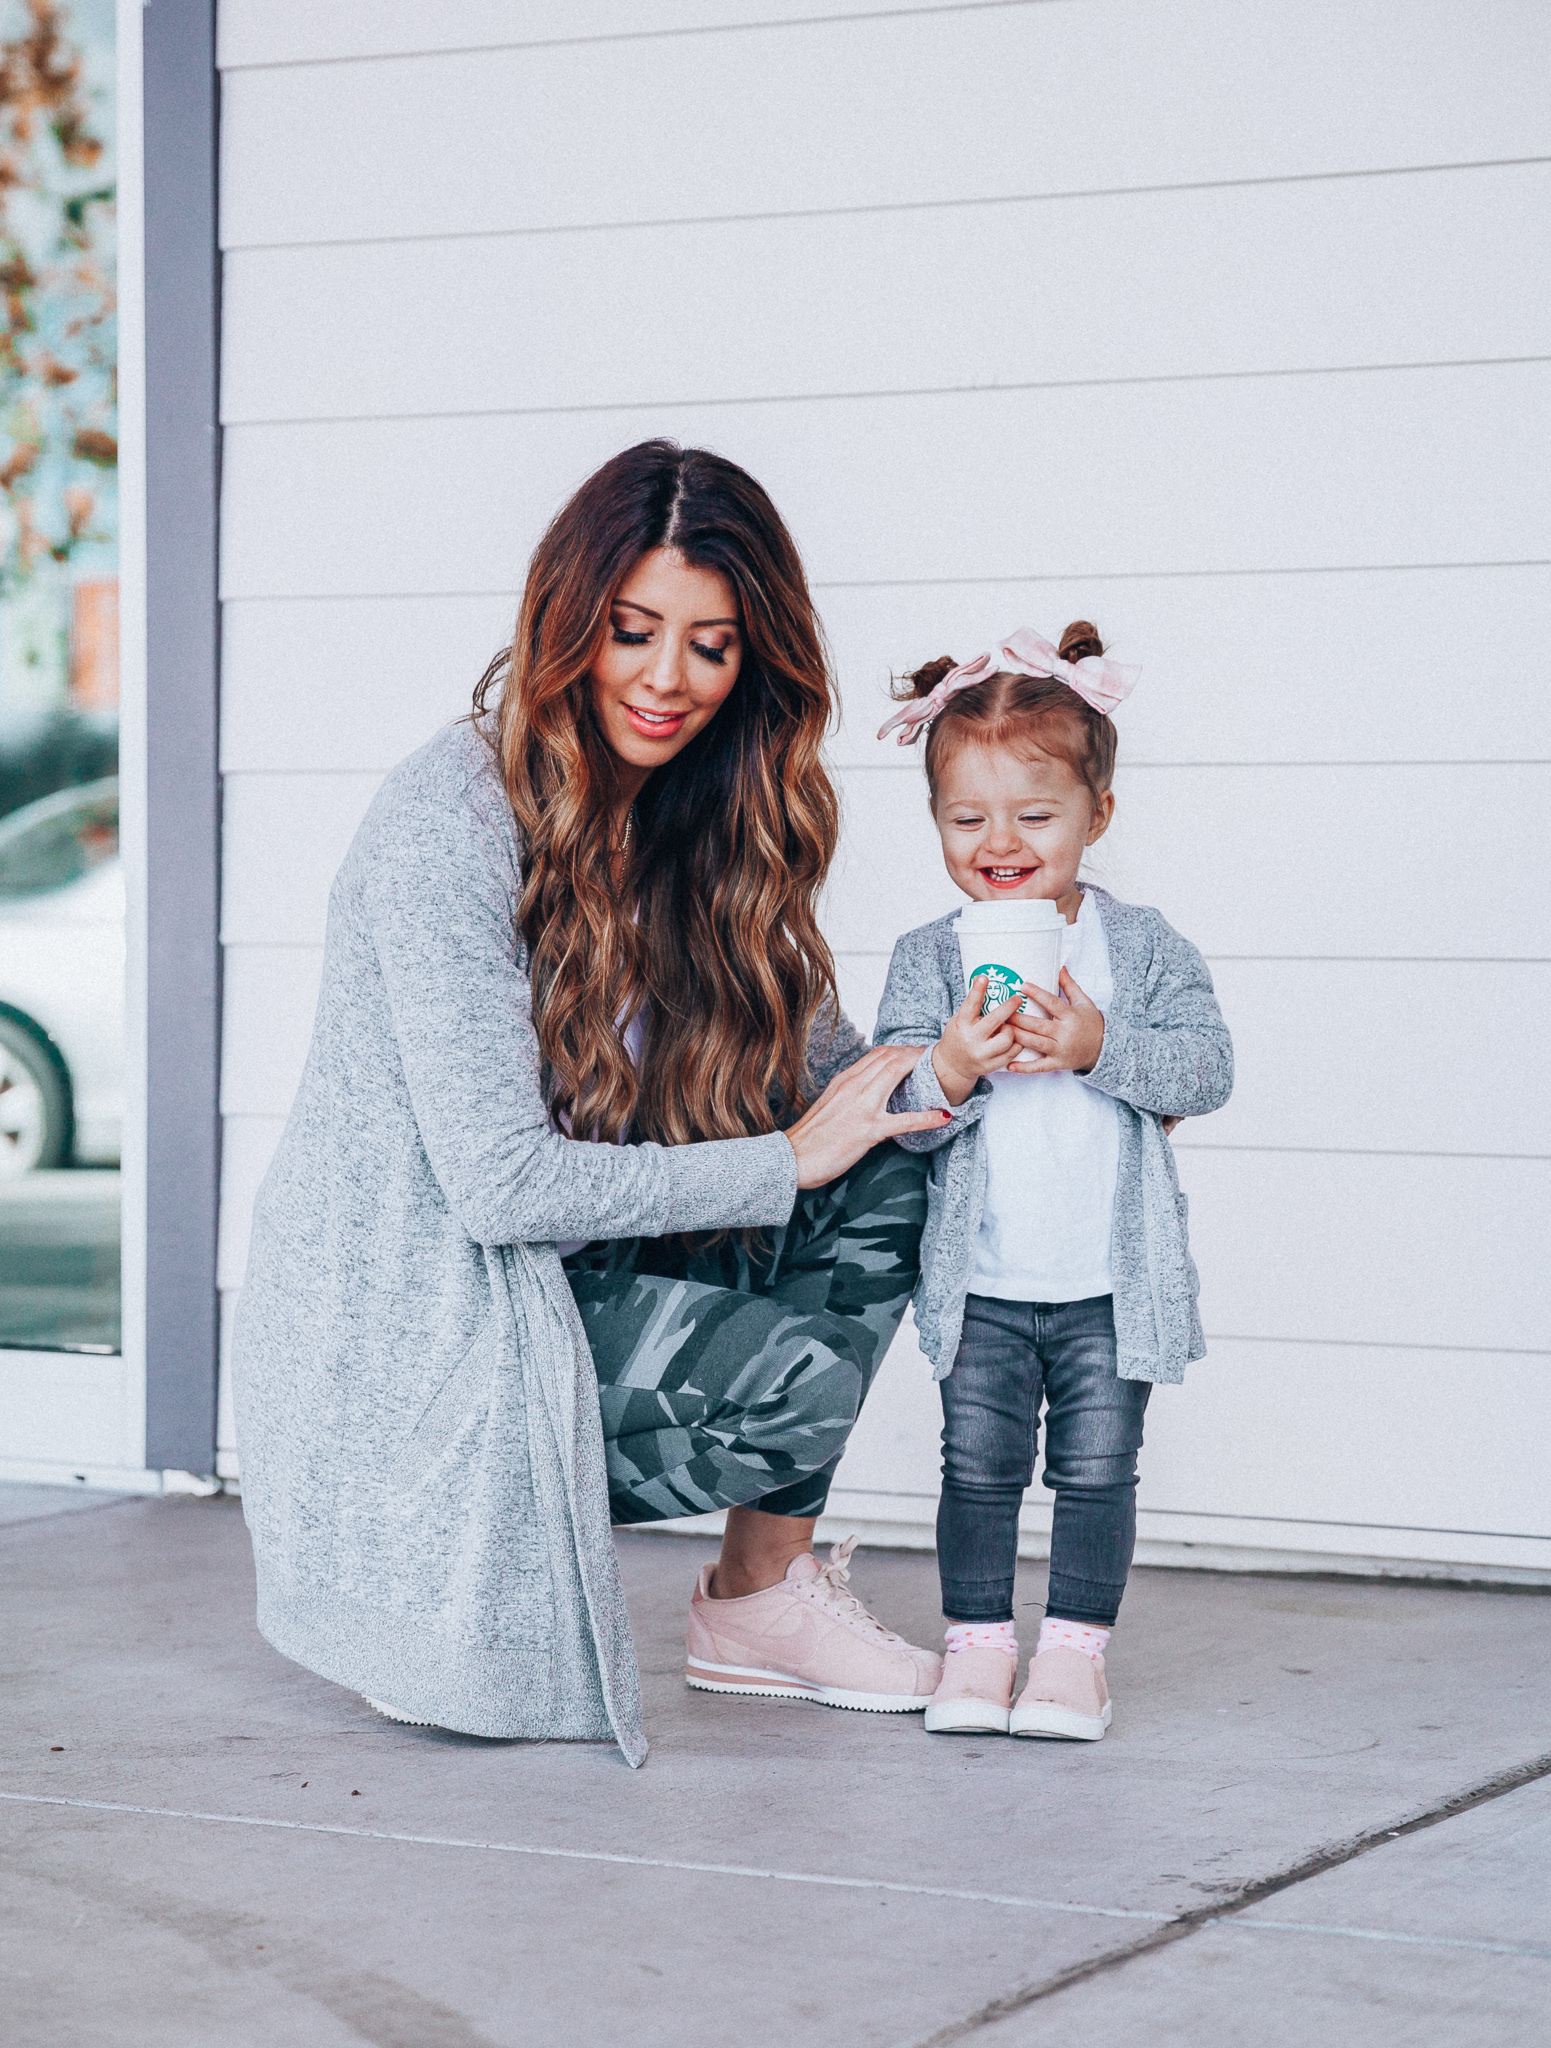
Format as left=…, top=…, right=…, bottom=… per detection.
left=873, top=624, right=1232, bottom=1740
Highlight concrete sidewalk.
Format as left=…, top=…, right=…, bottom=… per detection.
left=3, top=1486, right=1548, bottom=2047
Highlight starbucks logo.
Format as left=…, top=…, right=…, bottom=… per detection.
left=968, top=962, right=1024, bottom=1015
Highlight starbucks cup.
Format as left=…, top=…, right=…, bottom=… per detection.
left=957, top=899, right=1066, bottom=1018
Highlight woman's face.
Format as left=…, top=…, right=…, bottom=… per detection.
left=590, top=548, right=743, bottom=786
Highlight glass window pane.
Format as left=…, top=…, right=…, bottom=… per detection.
left=0, top=0, right=119, bottom=1356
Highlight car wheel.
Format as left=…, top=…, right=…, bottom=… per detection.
left=0, top=1014, right=70, bottom=1177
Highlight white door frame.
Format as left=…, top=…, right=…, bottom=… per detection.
left=0, top=0, right=220, bottom=1493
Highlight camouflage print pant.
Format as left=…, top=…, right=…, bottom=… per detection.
left=563, top=1140, right=929, bottom=1524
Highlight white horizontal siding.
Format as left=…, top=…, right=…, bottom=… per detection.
left=218, top=567, right=1551, bottom=774
left=833, top=952, right=892, bottom=1042
left=219, top=595, right=509, bottom=773
left=1179, top=1149, right=1549, bottom=1354
left=1178, top=962, right=1551, bottom=1159
left=207, top=1106, right=1551, bottom=1358
left=831, top=763, right=1551, bottom=959
left=219, top=1115, right=286, bottom=1290
left=832, top=1328, right=1551, bottom=1559
left=217, top=1, right=965, bottom=71
left=220, top=773, right=382, bottom=945
left=223, top=760, right=1551, bottom=957
left=219, top=946, right=324, bottom=1116
left=215, top=0, right=1551, bottom=1575
left=1140, top=1340, right=1551, bottom=1540
left=220, top=362, right=1551, bottom=600
left=218, top=882, right=1551, bottom=1150
left=218, top=1, right=1551, bottom=247
left=222, top=945, right=1550, bottom=1166
left=826, top=565, right=1551, bottom=767
left=220, top=163, right=1551, bottom=424
left=831, top=955, right=1551, bottom=1160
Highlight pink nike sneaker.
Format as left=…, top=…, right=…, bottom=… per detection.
left=923, top=1647, right=1017, bottom=1734
left=1009, top=1646, right=1112, bottom=1741
left=686, top=1536, right=941, bottom=1712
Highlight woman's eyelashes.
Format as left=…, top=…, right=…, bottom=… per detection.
left=608, top=623, right=732, bottom=664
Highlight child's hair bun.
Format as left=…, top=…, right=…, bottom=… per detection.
left=1057, top=620, right=1105, bottom=665
left=893, top=655, right=957, bottom=702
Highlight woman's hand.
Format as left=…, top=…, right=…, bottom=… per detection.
left=932, top=977, right=1025, bottom=1106
left=1008, top=967, right=1107, bottom=1075
left=784, top=1044, right=951, bottom=1189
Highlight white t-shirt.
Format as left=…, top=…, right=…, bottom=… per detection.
left=968, top=890, right=1121, bottom=1304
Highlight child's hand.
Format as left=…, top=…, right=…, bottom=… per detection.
left=932, top=977, right=1025, bottom=1106
left=1008, top=967, right=1107, bottom=1075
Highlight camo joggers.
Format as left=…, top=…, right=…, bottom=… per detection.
left=562, top=1141, right=930, bottom=1524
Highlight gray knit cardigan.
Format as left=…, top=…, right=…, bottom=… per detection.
left=231, top=721, right=866, bottom=1766
left=875, top=887, right=1233, bottom=1384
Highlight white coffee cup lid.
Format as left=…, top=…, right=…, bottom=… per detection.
left=957, top=897, right=1064, bottom=932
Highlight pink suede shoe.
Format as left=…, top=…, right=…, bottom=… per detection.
left=1009, top=1646, right=1112, bottom=1741
left=686, top=1537, right=941, bottom=1712
left=923, top=1647, right=1017, bottom=1734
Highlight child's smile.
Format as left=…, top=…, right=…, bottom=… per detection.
left=932, top=741, right=1114, bottom=919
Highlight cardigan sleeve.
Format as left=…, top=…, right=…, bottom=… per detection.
left=347, top=760, right=798, bottom=1247
left=1081, top=913, right=1234, bottom=1119
left=804, top=991, right=871, bottom=1096
left=872, top=928, right=989, bottom=1153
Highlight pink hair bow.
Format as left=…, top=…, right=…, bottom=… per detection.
left=876, top=627, right=1140, bottom=746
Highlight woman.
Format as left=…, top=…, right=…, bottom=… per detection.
left=232, top=441, right=950, bottom=1764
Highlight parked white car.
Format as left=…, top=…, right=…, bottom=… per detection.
left=0, top=778, right=123, bottom=1176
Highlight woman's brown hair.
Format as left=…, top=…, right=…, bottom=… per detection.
left=473, top=439, right=839, bottom=1148
left=894, top=622, right=1118, bottom=806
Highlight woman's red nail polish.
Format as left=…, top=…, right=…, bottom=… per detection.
left=941, top=1110, right=952, bottom=1120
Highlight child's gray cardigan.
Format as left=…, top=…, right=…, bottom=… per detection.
left=875, top=886, right=1233, bottom=1385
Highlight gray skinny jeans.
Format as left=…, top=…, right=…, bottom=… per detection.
left=938, top=1292, right=1150, bottom=1628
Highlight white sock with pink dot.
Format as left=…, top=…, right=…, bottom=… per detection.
left=944, top=1621, right=1018, bottom=1657
left=1036, top=1617, right=1110, bottom=1662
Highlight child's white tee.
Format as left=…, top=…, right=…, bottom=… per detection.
left=968, top=889, right=1120, bottom=1304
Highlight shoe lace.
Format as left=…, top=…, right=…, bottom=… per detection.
left=808, top=1535, right=904, bottom=1644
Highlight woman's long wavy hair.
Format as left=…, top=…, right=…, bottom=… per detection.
left=473, top=439, right=840, bottom=1148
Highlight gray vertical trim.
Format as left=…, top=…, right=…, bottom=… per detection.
left=142, top=0, right=220, bottom=1473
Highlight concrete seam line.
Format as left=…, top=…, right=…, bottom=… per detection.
left=0, top=1795, right=1166, bottom=1923
left=1225, top=1918, right=1551, bottom=1962
left=902, top=1746, right=1551, bottom=2047
left=5, top=1767, right=1550, bottom=1954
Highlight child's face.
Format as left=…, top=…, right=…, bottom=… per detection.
left=932, top=741, right=1114, bottom=906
